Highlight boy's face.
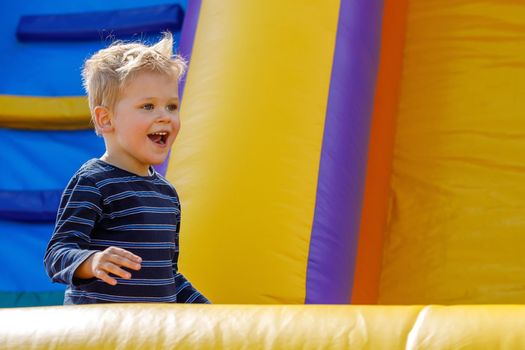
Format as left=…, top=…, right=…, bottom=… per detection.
left=105, top=70, right=180, bottom=175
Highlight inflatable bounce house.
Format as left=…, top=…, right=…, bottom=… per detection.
left=2, top=0, right=525, bottom=348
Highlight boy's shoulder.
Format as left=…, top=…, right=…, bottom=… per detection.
left=72, top=158, right=117, bottom=185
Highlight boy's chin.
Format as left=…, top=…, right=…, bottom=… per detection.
left=150, top=158, right=168, bottom=166
left=149, top=153, right=171, bottom=165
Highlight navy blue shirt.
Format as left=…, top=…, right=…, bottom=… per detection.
left=44, top=159, right=209, bottom=304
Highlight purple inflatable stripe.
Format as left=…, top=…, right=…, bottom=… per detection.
left=305, top=0, right=385, bottom=304
left=155, top=0, right=202, bottom=176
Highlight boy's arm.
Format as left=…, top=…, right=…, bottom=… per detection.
left=43, top=175, right=102, bottom=285
left=173, top=270, right=211, bottom=304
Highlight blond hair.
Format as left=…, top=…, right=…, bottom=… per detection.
left=82, top=32, right=186, bottom=128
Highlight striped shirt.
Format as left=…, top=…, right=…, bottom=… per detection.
left=44, top=159, right=209, bottom=304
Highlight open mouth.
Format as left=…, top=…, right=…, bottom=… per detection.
left=147, top=131, right=169, bottom=145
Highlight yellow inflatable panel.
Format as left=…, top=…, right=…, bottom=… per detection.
left=167, top=1, right=339, bottom=303
left=0, top=95, right=91, bottom=129
left=3, top=305, right=525, bottom=349
left=379, top=0, right=525, bottom=304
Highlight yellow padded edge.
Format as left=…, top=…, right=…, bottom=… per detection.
left=0, top=304, right=420, bottom=349
left=0, top=95, right=91, bottom=129
left=3, top=305, right=525, bottom=349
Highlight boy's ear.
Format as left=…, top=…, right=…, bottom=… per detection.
left=93, top=106, right=113, bottom=134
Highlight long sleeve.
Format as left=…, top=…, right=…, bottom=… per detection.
left=173, top=272, right=210, bottom=303
left=44, top=175, right=102, bottom=285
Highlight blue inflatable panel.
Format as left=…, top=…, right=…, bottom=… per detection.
left=17, top=4, right=184, bottom=41
left=0, top=190, right=61, bottom=222
left=0, top=129, right=104, bottom=191
left=0, top=0, right=187, bottom=96
left=0, top=220, right=64, bottom=293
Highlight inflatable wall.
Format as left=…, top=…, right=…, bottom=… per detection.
left=376, top=0, right=525, bottom=305
left=167, top=0, right=525, bottom=305
left=167, top=0, right=383, bottom=304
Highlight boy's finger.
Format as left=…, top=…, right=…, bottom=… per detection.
left=109, top=254, right=141, bottom=271
left=108, top=247, right=142, bottom=263
left=101, top=262, right=132, bottom=279
left=94, top=268, right=117, bottom=286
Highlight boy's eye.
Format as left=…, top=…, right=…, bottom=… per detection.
left=142, top=103, right=154, bottom=110
left=166, top=104, right=178, bottom=112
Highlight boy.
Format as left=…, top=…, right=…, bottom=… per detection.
left=44, top=32, right=209, bottom=304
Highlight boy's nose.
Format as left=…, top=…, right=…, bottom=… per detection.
left=157, top=111, right=172, bottom=123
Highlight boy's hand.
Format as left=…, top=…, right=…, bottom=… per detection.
left=75, top=247, right=142, bottom=286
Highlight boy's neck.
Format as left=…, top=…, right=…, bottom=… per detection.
left=100, top=153, right=151, bottom=177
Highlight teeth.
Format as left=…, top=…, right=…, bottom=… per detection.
left=151, top=132, right=168, bottom=135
